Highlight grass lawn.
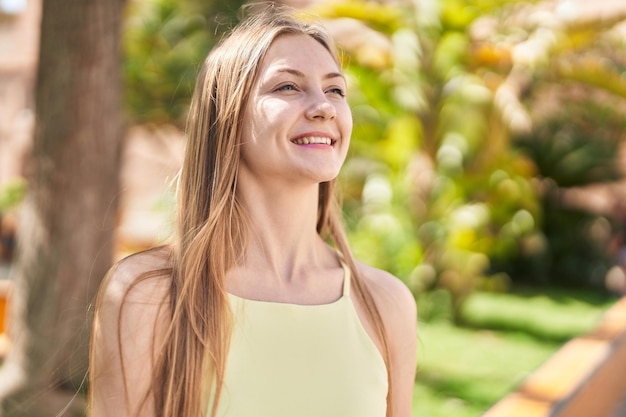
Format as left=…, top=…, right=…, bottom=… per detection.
left=412, top=286, right=619, bottom=417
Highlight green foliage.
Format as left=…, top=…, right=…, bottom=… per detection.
left=510, top=201, right=614, bottom=289
left=510, top=85, right=626, bottom=288
left=517, top=96, right=625, bottom=187
left=313, top=0, right=544, bottom=321
left=0, top=178, right=26, bottom=214
left=123, top=0, right=244, bottom=125
left=315, top=1, right=405, bottom=35
left=312, top=0, right=626, bottom=318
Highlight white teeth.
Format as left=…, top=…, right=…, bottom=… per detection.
left=292, top=136, right=332, bottom=145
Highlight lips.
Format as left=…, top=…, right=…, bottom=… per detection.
left=291, top=136, right=335, bottom=146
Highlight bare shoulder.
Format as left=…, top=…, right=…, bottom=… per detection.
left=91, top=247, right=173, bottom=416
left=100, top=246, right=173, bottom=309
left=93, top=246, right=173, bottom=364
left=356, top=262, right=417, bottom=320
left=94, top=246, right=173, bottom=354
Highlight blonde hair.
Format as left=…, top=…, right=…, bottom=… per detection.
left=92, top=6, right=392, bottom=417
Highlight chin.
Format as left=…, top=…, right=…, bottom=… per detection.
left=312, top=170, right=342, bottom=184
left=296, top=162, right=344, bottom=185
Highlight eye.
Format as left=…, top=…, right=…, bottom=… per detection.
left=275, top=83, right=299, bottom=92
left=326, top=87, right=346, bottom=98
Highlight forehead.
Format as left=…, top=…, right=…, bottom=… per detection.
left=258, top=34, right=340, bottom=75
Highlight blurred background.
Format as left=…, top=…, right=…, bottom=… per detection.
left=1, top=0, right=626, bottom=416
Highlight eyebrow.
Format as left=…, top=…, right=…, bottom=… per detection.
left=273, top=67, right=346, bottom=81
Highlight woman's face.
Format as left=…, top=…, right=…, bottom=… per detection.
left=239, top=34, right=352, bottom=188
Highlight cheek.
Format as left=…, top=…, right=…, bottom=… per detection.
left=241, top=99, right=285, bottom=143
left=338, top=104, right=353, bottom=141
left=257, top=97, right=293, bottom=127
left=345, top=111, right=353, bottom=137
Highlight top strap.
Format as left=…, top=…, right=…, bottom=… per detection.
left=339, top=257, right=351, bottom=297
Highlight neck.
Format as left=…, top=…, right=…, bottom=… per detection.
left=235, top=179, right=334, bottom=281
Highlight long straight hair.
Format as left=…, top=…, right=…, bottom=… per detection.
left=92, top=6, right=393, bottom=417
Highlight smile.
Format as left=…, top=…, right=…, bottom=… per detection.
left=291, top=136, right=335, bottom=146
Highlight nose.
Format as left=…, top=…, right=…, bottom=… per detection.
left=305, top=92, right=336, bottom=121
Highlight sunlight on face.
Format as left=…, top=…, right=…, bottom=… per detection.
left=239, top=34, right=353, bottom=187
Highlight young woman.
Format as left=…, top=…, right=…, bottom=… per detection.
left=89, top=7, right=417, bottom=417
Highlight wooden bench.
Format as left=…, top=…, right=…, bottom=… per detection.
left=482, top=297, right=626, bottom=417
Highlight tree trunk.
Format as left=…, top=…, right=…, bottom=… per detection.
left=0, top=0, right=126, bottom=415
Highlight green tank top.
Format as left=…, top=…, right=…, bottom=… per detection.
left=215, top=262, right=388, bottom=416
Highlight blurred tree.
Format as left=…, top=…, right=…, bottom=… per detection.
left=312, top=0, right=626, bottom=319
left=476, top=1, right=626, bottom=288
left=312, top=0, right=542, bottom=322
left=0, top=0, right=126, bottom=415
left=512, top=90, right=626, bottom=288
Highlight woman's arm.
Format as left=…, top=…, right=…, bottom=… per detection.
left=360, top=265, right=418, bottom=417
left=90, top=253, right=171, bottom=417
left=383, top=275, right=418, bottom=417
